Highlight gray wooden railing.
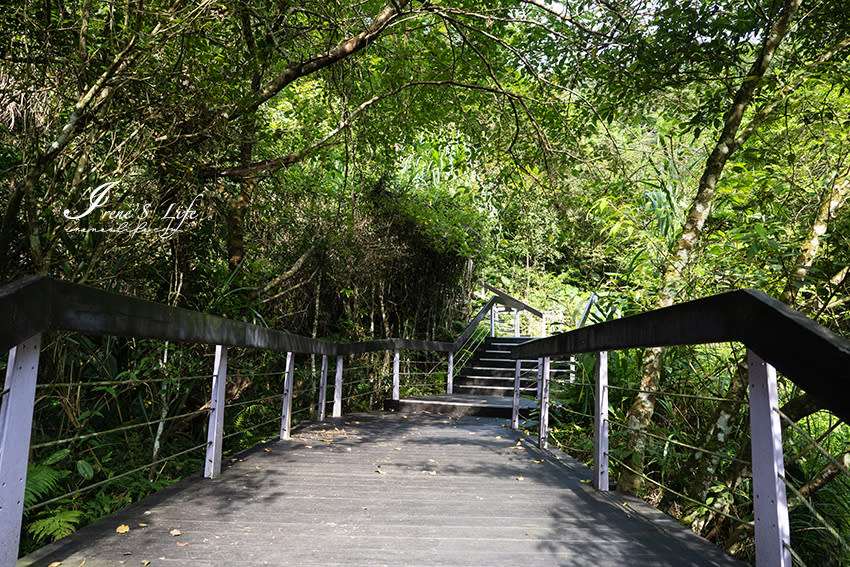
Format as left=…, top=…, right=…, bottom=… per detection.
left=0, top=276, right=541, bottom=566
left=511, top=289, right=850, bottom=567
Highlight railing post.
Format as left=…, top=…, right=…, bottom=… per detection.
left=593, top=351, right=609, bottom=491
left=0, top=333, right=42, bottom=567
left=569, top=355, right=576, bottom=384
left=280, top=352, right=295, bottom=440
left=333, top=355, right=343, bottom=417
left=204, top=345, right=227, bottom=479
left=513, top=309, right=520, bottom=336
left=489, top=305, right=496, bottom=337
left=447, top=351, right=454, bottom=395
left=536, top=357, right=543, bottom=398
left=318, top=354, right=329, bottom=421
left=392, top=348, right=400, bottom=401
left=748, top=350, right=791, bottom=567
left=511, top=358, right=521, bottom=430
left=538, top=356, right=550, bottom=449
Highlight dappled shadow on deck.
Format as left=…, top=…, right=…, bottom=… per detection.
left=20, top=412, right=746, bottom=567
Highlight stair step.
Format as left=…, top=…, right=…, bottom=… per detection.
left=455, top=385, right=537, bottom=396
left=385, top=394, right=537, bottom=418
left=454, top=376, right=537, bottom=387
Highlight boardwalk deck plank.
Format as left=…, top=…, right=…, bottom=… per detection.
left=20, top=412, right=746, bottom=567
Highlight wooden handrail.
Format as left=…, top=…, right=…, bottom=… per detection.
left=0, top=276, right=513, bottom=356
left=513, top=289, right=850, bottom=423
left=479, top=282, right=543, bottom=318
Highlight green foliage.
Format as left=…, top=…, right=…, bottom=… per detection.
left=24, top=463, right=68, bottom=509
left=5, top=1, right=850, bottom=564
left=27, top=510, right=83, bottom=543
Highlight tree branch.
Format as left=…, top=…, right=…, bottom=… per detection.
left=197, top=79, right=540, bottom=180
left=251, top=246, right=314, bottom=299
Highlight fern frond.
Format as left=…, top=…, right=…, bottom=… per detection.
left=27, top=509, right=82, bottom=542
left=233, top=404, right=273, bottom=430
left=25, top=464, right=68, bottom=509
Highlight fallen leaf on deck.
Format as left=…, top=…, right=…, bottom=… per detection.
left=176, top=542, right=189, bottom=547
left=533, top=459, right=544, bottom=464
left=170, top=529, right=182, bottom=536
left=375, top=468, right=387, bottom=475
left=580, top=479, right=591, bottom=484
left=137, top=523, right=148, bottom=527
left=116, top=524, right=130, bottom=533
left=48, top=562, right=62, bottom=567
left=423, top=470, right=437, bottom=475
left=142, top=561, right=151, bottom=566
left=319, top=438, right=333, bottom=443
left=516, top=476, right=524, bottom=481
left=264, top=448, right=271, bottom=453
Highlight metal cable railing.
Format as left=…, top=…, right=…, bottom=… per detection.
left=519, top=325, right=847, bottom=567
left=31, top=407, right=212, bottom=449
left=536, top=354, right=759, bottom=560
left=0, top=278, right=550, bottom=565
left=24, top=441, right=210, bottom=514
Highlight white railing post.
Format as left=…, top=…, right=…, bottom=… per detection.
left=536, top=357, right=543, bottom=398
left=280, top=352, right=295, bottom=440
left=447, top=351, right=454, bottom=394
left=511, top=359, right=522, bottom=430
left=490, top=305, right=496, bottom=337
left=318, top=354, right=329, bottom=421
left=204, top=345, right=227, bottom=479
left=333, top=355, right=343, bottom=417
left=392, top=348, right=400, bottom=401
left=513, top=309, right=520, bottom=336
left=748, top=350, right=791, bottom=567
left=593, top=351, right=609, bottom=491
left=538, top=356, right=551, bottom=449
left=0, top=333, right=42, bottom=567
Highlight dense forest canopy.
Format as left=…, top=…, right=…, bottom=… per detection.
left=2, top=0, right=850, bottom=563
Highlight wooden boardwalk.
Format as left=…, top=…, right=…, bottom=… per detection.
left=20, top=412, right=745, bottom=567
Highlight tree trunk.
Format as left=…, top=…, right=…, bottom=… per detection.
left=780, top=177, right=850, bottom=306
left=683, top=174, right=849, bottom=505
left=683, top=359, right=749, bottom=503
left=797, top=448, right=850, bottom=499
left=225, top=10, right=264, bottom=270
left=617, top=0, right=803, bottom=494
